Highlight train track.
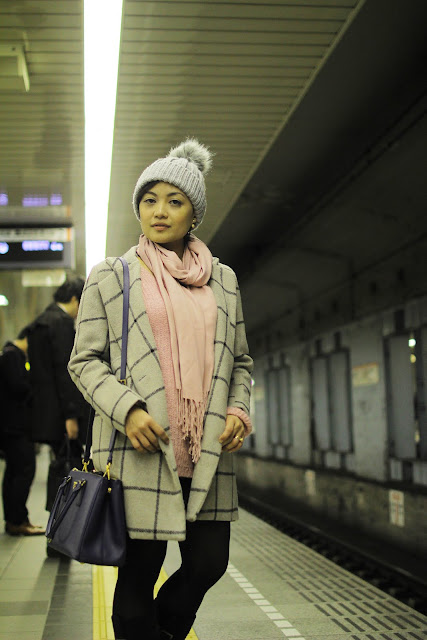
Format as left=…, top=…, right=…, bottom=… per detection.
left=239, top=492, right=427, bottom=616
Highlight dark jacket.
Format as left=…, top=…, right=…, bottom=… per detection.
left=0, top=342, right=32, bottom=439
left=27, top=302, right=89, bottom=444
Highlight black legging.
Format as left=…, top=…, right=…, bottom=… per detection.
left=113, top=478, right=230, bottom=638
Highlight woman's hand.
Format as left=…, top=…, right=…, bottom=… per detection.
left=125, top=406, right=169, bottom=454
left=219, top=415, right=245, bottom=452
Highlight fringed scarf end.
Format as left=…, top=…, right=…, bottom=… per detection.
left=177, top=390, right=208, bottom=463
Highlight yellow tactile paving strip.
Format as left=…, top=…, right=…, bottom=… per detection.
left=93, top=565, right=198, bottom=640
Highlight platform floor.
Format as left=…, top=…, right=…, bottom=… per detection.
left=1, top=446, right=426, bottom=640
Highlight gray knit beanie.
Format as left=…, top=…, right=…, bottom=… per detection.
left=132, top=138, right=212, bottom=230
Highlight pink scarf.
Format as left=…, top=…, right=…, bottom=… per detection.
left=137, top=234, right=217, bottom=462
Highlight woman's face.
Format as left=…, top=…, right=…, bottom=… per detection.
left=138, top=181, right=194, bottom=258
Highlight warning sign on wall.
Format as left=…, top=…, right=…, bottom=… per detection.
left=352, top=362, right=379, bottom=387
left=389, top=490, right=405, bottom=527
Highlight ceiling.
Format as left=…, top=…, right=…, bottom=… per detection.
left=108, top=0, right=364, bottom=259
left=213, top=0, right=427, bottom=341
left=0, top=0, right=426, bottom=347
left=0, top=0, right=364, bottom=275
left=0, top=0, right=85, bottom=259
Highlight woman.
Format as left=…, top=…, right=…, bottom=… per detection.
left=68, top=139, right=253, bottom=640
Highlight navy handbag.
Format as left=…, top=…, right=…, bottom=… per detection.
left=45, top=257, right=130, bottom=566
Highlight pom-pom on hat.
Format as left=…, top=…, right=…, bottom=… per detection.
left=133, top=138, right=212, bottom=230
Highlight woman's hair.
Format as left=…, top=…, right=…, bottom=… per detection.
left=53, top=276, right=85, bottom=303
left=137, top=180, right=159, bottom=208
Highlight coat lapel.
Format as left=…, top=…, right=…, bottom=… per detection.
left=125, top=253, right=164, bottom=396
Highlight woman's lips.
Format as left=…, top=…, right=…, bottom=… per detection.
left=152, top=225, right=170, bottom=231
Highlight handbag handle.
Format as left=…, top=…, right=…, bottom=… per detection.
left=82, top=257, right=130, bottom=469
left=46, top=476, right=86, bottom=539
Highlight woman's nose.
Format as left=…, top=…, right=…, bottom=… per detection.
left=154, top=201, right=167, bottom=217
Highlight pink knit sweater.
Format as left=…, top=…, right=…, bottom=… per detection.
left=140, top=267, right=252, bottom=477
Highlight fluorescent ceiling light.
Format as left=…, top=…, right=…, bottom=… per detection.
left=84, top=0, right=123, bottom=275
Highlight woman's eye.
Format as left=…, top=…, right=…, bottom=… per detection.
left=170, top=199, right=182, bottom=206
left=143, top=198, right=156, bottom=204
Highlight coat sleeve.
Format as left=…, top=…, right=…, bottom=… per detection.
left=227, top=279, right=253, bottom=417
left=68, top=261, right=145, bottom=435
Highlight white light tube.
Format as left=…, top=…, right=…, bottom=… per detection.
left=84, top=0, right=123, bottom=275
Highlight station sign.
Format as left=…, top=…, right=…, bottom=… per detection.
left=0, top=227, right=74, bottom=269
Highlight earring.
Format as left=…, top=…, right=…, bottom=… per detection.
left=191, top=220, right=196, bottom=230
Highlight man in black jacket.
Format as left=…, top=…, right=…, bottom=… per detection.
left=27, top=276, right=88, bottom=453
left=0, top=328, right=45, bottom=535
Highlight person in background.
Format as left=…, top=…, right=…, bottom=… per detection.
left=0, top=328, right=45, bottom=536
left=69, top=139, right=253, bottom=640
left=27, top=276, right=87, bottom=455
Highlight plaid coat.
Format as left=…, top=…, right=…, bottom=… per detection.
left=68, top=246, right=253, bottom=540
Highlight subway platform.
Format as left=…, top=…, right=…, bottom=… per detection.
left=0, top=447, right=426, bottom=640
